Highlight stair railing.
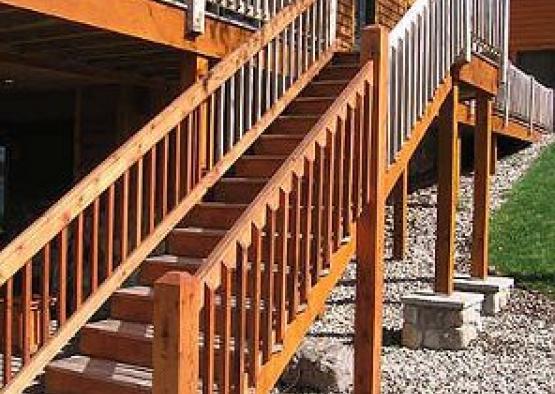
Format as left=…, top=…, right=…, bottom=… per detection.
left=0, top=0, right=338, bottom=389
left=387, top=0, right=510, bottom=165
left=496, top=62, right=554, bottom=132
left=157, top=49, right=374, bottom=394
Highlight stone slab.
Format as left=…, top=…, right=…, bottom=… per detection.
left=401, top=290, right=484, bottom=311
left=454, top=274, right=514, bottom=294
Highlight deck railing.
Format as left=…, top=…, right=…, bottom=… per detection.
left=387, top=0, right=509, bottom=165
left=495, top=62, right=554, bottom=132
left=0, top=0, right=338, bottom=390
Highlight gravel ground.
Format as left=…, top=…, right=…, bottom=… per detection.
left=278, top=133, right=555, bottom=394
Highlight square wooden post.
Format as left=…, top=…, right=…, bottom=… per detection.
left=471, top=92, right=493, bottom=279
left=354, top=25, right=388, bottom=394
left=153, top=272, right=201, bottom=394
left=434, top=84, right=460, bottom=295
left=392, top=168, right=408, bottom=260
left=490, top=134, right=497, bottom=175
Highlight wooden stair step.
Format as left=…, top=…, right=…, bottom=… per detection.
left=252, top=134, right=304, bottom=155
left=333, top=52, right=359, bottom=64
left=46, top=355, right=152, bottom=394
left=80, top=320, right=153, bottom=368
left=167, top=227, right=227, bottom=258
left=285, top=97, right=336, bottom=115
left=234, top=155, right=286, bottom=177
left=181, top=202, right=248, bottom=230
left=316, top=64, right=360, bottom=80
left=267, top=115, right=320, bottom=134
left=111, top=286, right=154, bottom=324
left=139, top=255, right=206, bottom=285
left=301, top=80, right=350, bottom=96
left=211, top=177, right=269, bottom=203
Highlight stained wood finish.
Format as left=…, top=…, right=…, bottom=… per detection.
left=434, top=84, right=460, bottom=295
left=354, top=26, right=387, bottom=394
left=471, top=93, right=493, bottom=279
left=0, top=0, right=339, bottom=389
left=392, top=168, right=408, bottom=260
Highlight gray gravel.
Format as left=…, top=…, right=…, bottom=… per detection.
left=278, top=134, right=555, bottom=394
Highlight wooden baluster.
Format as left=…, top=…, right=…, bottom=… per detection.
left=3, top=278, right=13, bottom=383
left=136, top=159, right=144, bottom=245
left=220, top=264, right=233, bottom=394
left=22, top=261, right=32, bottom=365
left=203, top=286, right=216, bottom=394
left=261, top=208, right=276, bottom=362
left=276, top=190, right=289, bottom=343
left=121, top=172, right=130, bottom=261
left=74, top=213, right=84, bottom=309
left=148, top=148, right=157, bottom=232
left=235, top=246, right=248, bottom=393
left=106, top=185, right=115, bottom=277
left=353, top=93, right=364, bottom=217
left=362, top=81, right=372, bottom=206
left=153, top=272, right=200, bottom=394
left=334, top=117, right=346, bottom=247
left=58, top=228, right=68, bottom=325
left=288, top=175, right=302, bottom=321
left=90, top=199, right=100, bottom=292
left=343, top=104, right=355, bottom=234
left=186, top=115, right=195, bottom=192
left=248, top=225, right=262, bottom=384
left=312, top=145, right=325, bottom=281
left=323, top=129, right=335, bottom=267
left=300, top=158, right=313, bottom=304
left=161, top=136, right=169, bottom=217
left=41, top=244, right=51, bottom=343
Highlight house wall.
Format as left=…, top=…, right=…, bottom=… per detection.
left=510, top=0, right=555, bottom=56
left=375, top=0, right=414, bottom=30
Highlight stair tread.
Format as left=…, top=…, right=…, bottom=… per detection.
left=240, top=155, right=287, bottom=160
left=310, top=80, right=351, bottom=84
left=84, top=319, right=153, bottom=339
left=198, top=201, right=250, bottom=208
left=172, top=227, right=228, bottom=236
left=146, top=254, right=206, bottom=266
left=293, top=96, right=336, bottom=102
left=220, top=177, right=269, bottom=183
left=48, top=355, right=152, bottom=387
left=114, top=286, right=153, bottom=299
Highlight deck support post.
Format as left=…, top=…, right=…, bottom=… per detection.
left=434, top=84, right=460, bottom=295
left=490, top=134, right=497, bottom=175
left=153, top=272, right=201, bottom=394
left=392, top=168, right=408, bottom=260
left=471, top=92, right=493, bottom=279
left=354, top=25, right=387, bottom=394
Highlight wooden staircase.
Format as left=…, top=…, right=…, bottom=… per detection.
left=45, top=52, right=361, bottom=394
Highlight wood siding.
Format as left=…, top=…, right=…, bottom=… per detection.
left=374, top=0, right=414, bottom=30
left=510, top=0, right=555, bottom=55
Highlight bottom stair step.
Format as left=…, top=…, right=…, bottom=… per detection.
left=46, top=355, right=152, bottom=394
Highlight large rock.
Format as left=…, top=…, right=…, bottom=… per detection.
left=279, top=338, right=354, bottom=393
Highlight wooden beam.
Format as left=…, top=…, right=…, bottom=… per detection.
left=392, top=168, right=407, bottom=260
left=153, top=272, right=201, bottom=394
left=0, top=0, right=252, bottom=59
left=470, top=92, right=492, bottom=279
left=434, top=84, right=459, bottom=295
left=355, top=25, right=387, bottom=394
left=454, top=56, right=499, bottom=96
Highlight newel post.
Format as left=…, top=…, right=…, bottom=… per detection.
left=153, top=272, right=201, bottom=394
left=354, top=25, right=388, bottom=394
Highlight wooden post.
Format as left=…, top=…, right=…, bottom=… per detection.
left=392, top=168, right=408, bottom=260
left=153, top=272, right=201, bottom=394
left=354, top=25, right=387, bottom=394
left=181, top=54, right=210, bottom=175
left=471, top=92, right=493, bottom=279
left=434, top=84, right=460, bottom=295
